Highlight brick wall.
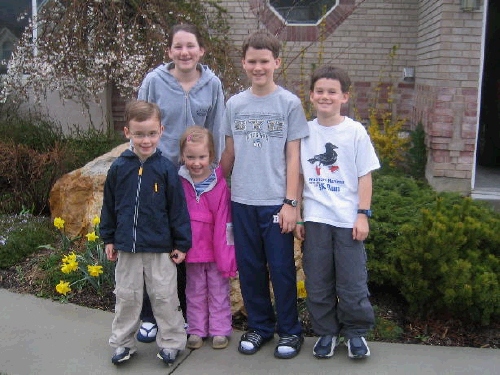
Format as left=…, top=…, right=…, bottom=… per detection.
left=415, top=0, right=482, bottom=192
left=219, top=0, right=484, bottom=193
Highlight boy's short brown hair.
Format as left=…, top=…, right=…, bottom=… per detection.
left=125, top=100, right=161, bottom=125
left=242, top=29, right=281, bottom=59
left=310, top=65, right=352, bottom=93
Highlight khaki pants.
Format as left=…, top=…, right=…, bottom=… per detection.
left=109, top=251, right=187, bottom=351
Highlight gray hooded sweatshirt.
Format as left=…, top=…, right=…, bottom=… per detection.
left=138, top=62, right=225, bottom=165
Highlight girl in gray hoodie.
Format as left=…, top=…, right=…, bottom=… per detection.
left=136, top=23, right=225, bottom=343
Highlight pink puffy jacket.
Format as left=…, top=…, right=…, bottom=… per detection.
left=178, top=165, right=237, bottom=278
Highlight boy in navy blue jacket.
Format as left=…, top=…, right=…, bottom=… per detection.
left=100, top=100, right=191, bottom=366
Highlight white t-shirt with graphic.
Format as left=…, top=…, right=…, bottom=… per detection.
left=300, top=117, right=380, bottom=228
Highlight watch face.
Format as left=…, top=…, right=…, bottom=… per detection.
left=284, top=199, right=297, bottom=207
left=358, top=209, right=372, bottom=217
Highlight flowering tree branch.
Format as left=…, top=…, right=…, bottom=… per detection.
left=1, top=0, right=239, bottom=106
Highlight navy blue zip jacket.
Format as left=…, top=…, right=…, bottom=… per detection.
left=100, top=148, right=192, bottom=253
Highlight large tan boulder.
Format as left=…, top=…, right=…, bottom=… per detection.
left=49, top=142, right=129, bottom=237
left=49, top=143, right=304, bottom=315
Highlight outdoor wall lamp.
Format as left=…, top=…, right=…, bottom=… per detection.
left=403, top=67, right=415, bottom=82
left=460, top=0, right=479, bottom=12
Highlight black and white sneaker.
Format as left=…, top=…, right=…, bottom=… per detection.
left=111, top=347, right=136, bottom=364
left=157, top=348, right=179, bottom=366
left=346, top=336, right=370, bottom=359
left=313, top=335, right=337, bottom=358
left=238, top=331, right=272, bottom=355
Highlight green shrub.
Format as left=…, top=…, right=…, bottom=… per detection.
left=60, top=127, right=124, bottom=172
left=392, top=197, right=500, bottom=325
left=0, top=114, right=122, bottom=215
left=366, top=173, right=438, bottom=286
left=0, top=140, right=66, bottom=215
left=0, top=215, right=56, bottom=269
left=405, top=122, right=426, bottom=179
left=0, top=115, right=64, bottom=152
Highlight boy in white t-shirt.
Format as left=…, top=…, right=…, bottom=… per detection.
left=295, top=65, right=380, bottom=360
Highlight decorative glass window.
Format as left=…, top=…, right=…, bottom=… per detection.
left=249, top=0, right=355, bottom=42
left=269, top=0, right=337, bottom=25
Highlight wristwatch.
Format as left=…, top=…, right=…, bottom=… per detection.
left=283, top=198, right=298, bottom=207
left=357, top=209, right=372, bottom=218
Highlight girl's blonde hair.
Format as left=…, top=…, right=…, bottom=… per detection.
left=179, top=126, right=216, bottom=164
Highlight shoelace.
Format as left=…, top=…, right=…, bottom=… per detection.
left=244, top=331, right=264, bottom=346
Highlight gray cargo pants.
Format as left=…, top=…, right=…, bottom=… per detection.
left=302, top=221, right=375, bottom=339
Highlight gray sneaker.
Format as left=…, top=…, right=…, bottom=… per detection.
left=157, top=348, right=179, bottom=365
left=111, top=347, right=136, bottom=364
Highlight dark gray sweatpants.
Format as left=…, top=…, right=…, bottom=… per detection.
left=302, top=221, right=375, bottom=339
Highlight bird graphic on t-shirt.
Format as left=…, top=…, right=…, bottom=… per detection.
left=308, top=142, right=339, bottom=175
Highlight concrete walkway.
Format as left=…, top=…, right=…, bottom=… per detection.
left=1, top=288, right=499, bottom=375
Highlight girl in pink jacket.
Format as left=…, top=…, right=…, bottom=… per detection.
left=178, top=126, right=237, bottom=350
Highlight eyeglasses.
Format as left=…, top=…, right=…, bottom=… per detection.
left=130, top=131, right=160, bottom=139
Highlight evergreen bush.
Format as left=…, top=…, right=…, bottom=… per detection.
left=366, top=172, right=437, bottom=286
left=392, top=197, right=500, bottom=325
left=405, top=122, right=426, bottom=179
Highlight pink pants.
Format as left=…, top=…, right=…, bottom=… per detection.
left=185, top=262, right=232, bottom=337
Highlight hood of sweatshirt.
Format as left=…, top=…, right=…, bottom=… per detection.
left=178, top=163, right=220, bottom=196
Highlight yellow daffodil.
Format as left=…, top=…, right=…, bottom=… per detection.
left=92, top=216, right=100, bottom=226
left=61, top=260, right=78, bottom=274
left=85, top=231, right=99, bottom=242
left=87, top=264, right=103, bottom=277
left=53, top=217, right=65, bottom=230
left=297, top=280, right=307, bottom=299
left=62, top=252, right=77, bottom=264
left=55, top=280, right=71, bottom=295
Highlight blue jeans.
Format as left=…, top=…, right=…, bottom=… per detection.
left=232, top=202, right=302, bottom=339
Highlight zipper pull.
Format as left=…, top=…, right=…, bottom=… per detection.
left=138, top=166, right=143, bottom=176
left=154, top=183, right=158, bottom=192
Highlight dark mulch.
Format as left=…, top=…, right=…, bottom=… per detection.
left=0, top=248, right=498, bottom=349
